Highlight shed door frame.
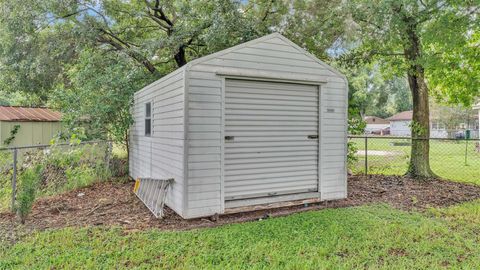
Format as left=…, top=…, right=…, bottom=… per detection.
left=219, top=76, right=324, bottom=211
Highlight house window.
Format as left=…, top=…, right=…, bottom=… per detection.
left=145, top=102, right=152, bottom=136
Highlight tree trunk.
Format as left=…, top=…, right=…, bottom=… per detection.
left=406, top=71, right=435, bottom=178
left=174, top=45, right=187, bottom=67
left=403, top=22, right=435, bottom=179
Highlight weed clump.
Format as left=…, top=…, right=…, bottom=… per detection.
left=16, top=165, right=43, bottom=224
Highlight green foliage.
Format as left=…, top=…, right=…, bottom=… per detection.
left=16, top=165, right=43, bottom=224
left=0, top=0, right=264, bottom=94
left=39, top=142, right=112, bottom=194
left=343, top=0, right=479, bottom=177
left=11, top=141, right=112, bottom=222
left=0, top=151, right=13, bottom=211
left=0, top=0, right=284, bottom=145
left=0, top=91, right=42, bottom=107
left=409, top=121, right=427, bottom=137
left=347, top=118, right=366, bottom=168
left=3, top=203, right=480, bottom=268
left=344, top=0, right=479, bottom=107
left=49, top=50, right=153, bottom=144
left=348, top=118, right=366, bottom=136
left=3, top=125, right=21, bottom=146
left=340, top=63, right=413, bottom=119
left=0, top=0, right=78, bottom=101
left=277, top=0, right=347, bottom=59
left=347, top=141, right=359, bottom=169
left=424, top=9, right=480, bottom=106
left=64, top=166, right=96, bottom=191
left=0, top=140, right=121, bottom=212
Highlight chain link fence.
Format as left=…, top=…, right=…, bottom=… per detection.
left=0, top=141, right=123, bottom=213
left=348, top=136, right=480, bottom=184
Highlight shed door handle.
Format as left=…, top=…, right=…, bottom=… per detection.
left=225, top=136, right=234, bottom=141
left=308, top=135, right=318, bottom=139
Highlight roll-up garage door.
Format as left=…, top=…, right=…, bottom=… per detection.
left=224, top=79, right=319, bottom=200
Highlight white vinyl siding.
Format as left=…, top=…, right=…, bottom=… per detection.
left=390, top=120, right=411, bottom=137
left=129, top=68, right=186, bottom=216
left=185, top=70, right=223, bottom=217
left=319, top=83, right=347, bottom=200
left=224, top=79, right=319, bottom=200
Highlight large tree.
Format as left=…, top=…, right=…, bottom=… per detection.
left=346, top=0, right=479, bottom=178
left=0, top=0, right=278, bottom=145
left=0, top=0, right=267, bottom=99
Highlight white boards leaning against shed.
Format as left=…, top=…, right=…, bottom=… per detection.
left=129, top=33, right=348, bottom=219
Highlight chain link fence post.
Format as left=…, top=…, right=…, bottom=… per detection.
left=464, top=139, right=468, bottom=166
left=104, top=141, right=112, bottom=174
left=364, top=136, right=368, bottom=175
left=11, top=148, right=18, bottom=212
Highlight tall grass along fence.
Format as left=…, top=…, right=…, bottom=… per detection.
left=348, top=136, right=480, bottom=185
left=0, top=141, right=120, bottom=218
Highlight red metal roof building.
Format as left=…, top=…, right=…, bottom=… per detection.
left=0, top=106, right=61, bottom=122
left=0, top=106, right=63, bottom=146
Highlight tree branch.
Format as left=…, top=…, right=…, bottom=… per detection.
left=98, top=29, right=132, bottom=48
left=153, top=0, right=174, bottom=27
left=418, top=0, right=428, bottom=9
left=358, top=18, right=383, bottom=31
left=261, top=0, right=275, bottom=22
left=60, top=8, right=89, bottom=19
left=97, top=33, right=158, bottom=74
left=144, top=0, right=174, bottom=32
left=145, top=13, right=171, bottom=32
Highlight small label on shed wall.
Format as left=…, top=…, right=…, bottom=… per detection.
left=326, top=108, right=335, bottom=113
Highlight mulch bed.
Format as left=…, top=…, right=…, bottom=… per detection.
left=1, top=175, right=480, bottom=242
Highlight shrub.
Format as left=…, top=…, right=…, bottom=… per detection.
left=347, top=118, right=366, bottom=171
left=35, top=142, right=111, bottom=195
left=64, top=166, right=96, bottom=191
left=16, top=165, right=43, bottom=224
left=347, top=141, right=359, bottom=168
left=109, top=157, right=128, bottom=177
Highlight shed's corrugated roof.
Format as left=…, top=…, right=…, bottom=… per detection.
left=386, top=110, right=413, bottom=121
left=0, top=106, right=62, bottom=122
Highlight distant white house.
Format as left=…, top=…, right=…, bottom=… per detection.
left=387, top=111, right=412, bottom=137
left=387, top=110, right=479, bottom=138
left=364, top=116, right=389, bottom=134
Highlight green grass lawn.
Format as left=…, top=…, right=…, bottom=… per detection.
left=2, top=202, right=480, bottom=269
left=350, top=137, right=480, bottom=185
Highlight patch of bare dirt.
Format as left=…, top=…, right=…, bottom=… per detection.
left=1, top=175, right=480, bottom=243
left=346, top=175, right=480, bottom=209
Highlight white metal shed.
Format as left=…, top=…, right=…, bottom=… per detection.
left=129, top=33, right=348, bottom=219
